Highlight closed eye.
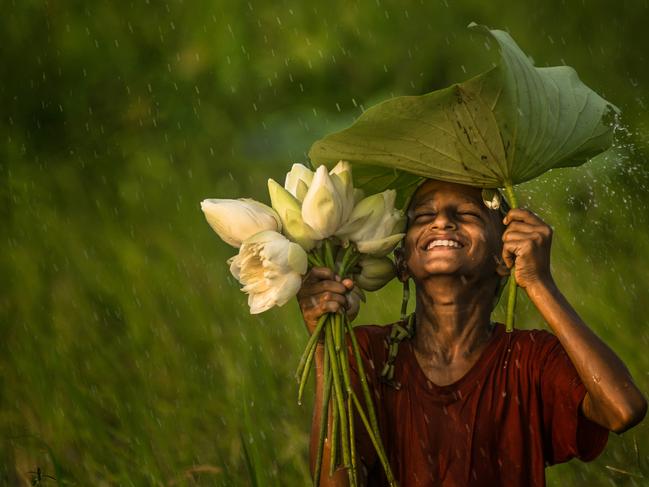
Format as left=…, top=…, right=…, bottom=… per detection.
left=458, top=211, right=483, bottom=221
left=414, top=213, right=436, bottom=221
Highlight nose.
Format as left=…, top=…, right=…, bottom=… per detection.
left=430, top=210, right=457, bottom=230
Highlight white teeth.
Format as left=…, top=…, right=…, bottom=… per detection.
left=426, top=239, right=462, bottom=249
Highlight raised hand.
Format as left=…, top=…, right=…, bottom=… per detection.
left=502, top=208, right=554, bottom=290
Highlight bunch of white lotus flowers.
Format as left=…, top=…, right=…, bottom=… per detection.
left=201, top=161, right=401, bottom=487
left=201, top=161, right=405, bottom=315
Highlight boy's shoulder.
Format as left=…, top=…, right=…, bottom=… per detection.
left=354, top=322, right=558, bottom=345
left=353, top=322, right=564, bottom=369
left=507, top=325, right=563, bottom=353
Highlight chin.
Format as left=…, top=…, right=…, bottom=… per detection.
left=420, top=263, right=464, bottom=277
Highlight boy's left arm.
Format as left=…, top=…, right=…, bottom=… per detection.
left=502, top=208, right=647, bottom=434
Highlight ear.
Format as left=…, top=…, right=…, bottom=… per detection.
left=393, top=246, right=411, bottom=282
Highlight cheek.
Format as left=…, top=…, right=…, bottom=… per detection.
left=402, top=229, right=419, bottom=254
left=475, top=233, right=487, bottom=246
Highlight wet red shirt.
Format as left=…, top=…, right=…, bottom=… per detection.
left=349, top=323, right=609, bottom=486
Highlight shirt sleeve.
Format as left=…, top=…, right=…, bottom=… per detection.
left=538, top=334, right=609, bottom=465
left=346, top=325, right=384, bottom=473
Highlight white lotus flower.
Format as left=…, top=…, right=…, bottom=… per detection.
left=268, top=179, right=318, bottom=250
left=336, top=190, right=406, bottom=256
left=329, top=160, right=355, bottom=222
left=228, top=230, right=308, bottom=314
left=301, top=165, right=346, bottom=239
left=200, top=198, right=281, bottom=248
left=284, top=163, right=314, bottom=202
left=355, top=256, right=396, bottom=291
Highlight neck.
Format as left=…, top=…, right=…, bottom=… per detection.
left=413, top=274, right=496, bottom=365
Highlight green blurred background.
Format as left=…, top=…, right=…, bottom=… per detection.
left=2, top=0, right=648, bottom=485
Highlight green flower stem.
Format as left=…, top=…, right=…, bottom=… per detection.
left=329, top=385, right=338, bottom=476
left=297, top=314, right=329, bottom=404
left=344, top=316, right=380, bottom=438
left=333, top=314, right=342, bottom=352
left=342, top=253, right=361, bottom=278
left=339, top=245, right=355, bottom=276
left=336, top=314, right=358, bottom=485
left=325, top=323, right=352, bottom=476
left=347, top=393, right=358, bottom=486
left=323, top=239, right=335, bottom=269
left=313, top=346, right=332, bottom=487
left=350, top=391, right=397, bottom=487
left=317, top=245, right=326, bottom=266
left=504, top=182, right=519, bottom=333
left=308, top=252, right=324, bottom=268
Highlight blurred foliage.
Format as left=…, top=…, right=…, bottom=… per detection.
left=1, top=0, right=648, bottom=485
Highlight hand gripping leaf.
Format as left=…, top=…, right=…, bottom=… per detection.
left=309, top=23, right=618, bottom=331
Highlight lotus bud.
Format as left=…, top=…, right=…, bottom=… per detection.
left=200, top=198, right=281, bottom=248
left=355, top=256, right=396, bottom=291
left=284, top=163, right=314, bottom=202
left=228, top=230, right=308, bottom=314
left=301, top=165, right=344, bottom=238
left=336, top=189, right=406, bottom=256
left=356, top=233, right=405, bottom=257
left=268, top=179, right=318, bottom=250
left=481, top=188, right=501, bottom=210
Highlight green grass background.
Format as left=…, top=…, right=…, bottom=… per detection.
left=2, top=0, right=649, bottom=485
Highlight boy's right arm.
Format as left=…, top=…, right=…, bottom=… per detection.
left=297, top=267, right=366, bottom=486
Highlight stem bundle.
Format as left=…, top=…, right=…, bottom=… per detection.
left=296, top=239, right=397, bottom=486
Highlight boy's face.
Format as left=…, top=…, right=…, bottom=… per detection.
left=400, top=180, right=506, bottom=284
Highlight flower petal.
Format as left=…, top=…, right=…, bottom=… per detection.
left=301, top=165, right=343, bottom=238
left=201, top=198, right=280, bottom=248
left=356, top=233, right=405, bottom=257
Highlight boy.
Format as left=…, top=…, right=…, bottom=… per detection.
left=297, top=179, right=646, bottom=486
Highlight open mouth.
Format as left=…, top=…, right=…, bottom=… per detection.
left=425, top=239, right=464, bottom=250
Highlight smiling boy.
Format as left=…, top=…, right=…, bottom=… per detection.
left=298, top=179, right=647, bottom=486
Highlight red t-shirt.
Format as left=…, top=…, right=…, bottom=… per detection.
left=349, top=322, right=609, bottom=487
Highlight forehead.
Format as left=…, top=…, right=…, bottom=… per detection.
left=409, top=180, right=484, bottom=210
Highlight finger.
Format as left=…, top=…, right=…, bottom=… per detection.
left=342, top=278, right=354, bottom=290
left=302, top=290, right=348, bottom=309
left=317, top=291, right=348, bottom=308
left=298, top=280, right=349, bottom=298
left=320, top=300, right=343, bottom=315
left=504, top=220, right=552, bottom=241
left=503, top=208, right=546, bottom=226
left=502, top=231, right=544, bottom=245
left=303, top=266, right=335, bottom=283
left=504, top=221, right=548, bottom=235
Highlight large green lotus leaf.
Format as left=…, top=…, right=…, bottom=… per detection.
left=308, top=23, right=618, bottom=205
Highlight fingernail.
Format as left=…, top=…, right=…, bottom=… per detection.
left=334, top=275, right=341, bottom=282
